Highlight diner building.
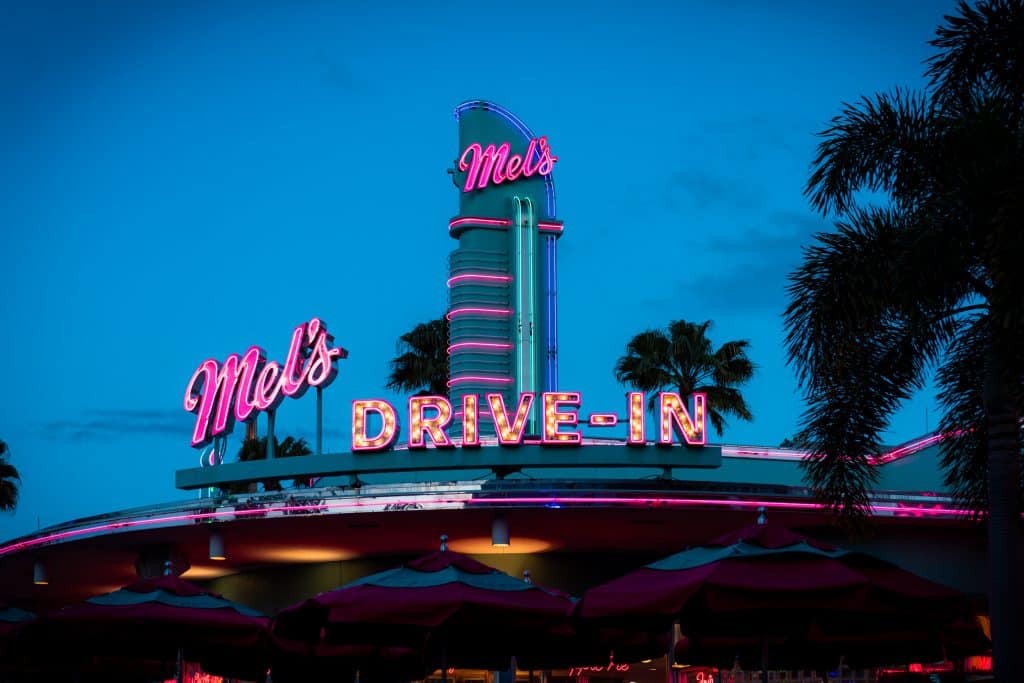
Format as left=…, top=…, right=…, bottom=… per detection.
left=0, top=102, right=992, bottom=682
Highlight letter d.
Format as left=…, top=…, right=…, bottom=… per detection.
left=352, top=400, right=398, bottom=452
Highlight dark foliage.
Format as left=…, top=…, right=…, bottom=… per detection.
left=0, top=440, right=19, bottom=512
left=614, top=319, right=755, bottom=437
left=385, top=317, right=449, bottom=397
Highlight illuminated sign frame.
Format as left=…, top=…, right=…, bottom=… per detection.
left=349, top=391, right=707, bottom=452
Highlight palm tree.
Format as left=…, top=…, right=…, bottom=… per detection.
left=784, top=2, right=1023, bottom=679
left=614, top=319, right=754, bottom=436
left=0, top=440, right=20, bottom=512
left=385, top=316, right=449, bottom=397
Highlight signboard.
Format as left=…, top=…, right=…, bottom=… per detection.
left=183, top=318, right=347, bottom=448
left=457, top=136, right=557, bottom=193
left=351, top=391, right=706, bottom=452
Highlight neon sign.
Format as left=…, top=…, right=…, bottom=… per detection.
left=351, top=391, right=706, bottom=451
left=458, top=137, right=557, bottom=193
left=568, top=663, right=630, bottom=677
left=184, top=318, right=347, bottom=448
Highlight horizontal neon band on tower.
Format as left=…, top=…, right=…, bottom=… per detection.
left=446, top=274, right=513, bottom=287
left=446, top=307, right=512, bottom=320
left=448, top=217, right=564, bottom=234
left=447, top=341, right=514, bottom=353
left=446, top=375, right=515, bottom=387
left=449, top=217, right=511, bottom=229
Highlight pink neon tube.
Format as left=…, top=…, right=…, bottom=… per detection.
left=447, top=375, right=515, bottom=387
left=447, top=341, right=514, bottom=353
left=446, top=307, right=512, bottom=320
left=1, top=494, right=990, bottom=559
left=446, top=274, right=513, bottom=287
left=448, top=217, right=564, bottom=234
left=448, top=217, right=512, bottom=230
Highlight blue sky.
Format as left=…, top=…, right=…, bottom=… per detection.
left=0, top=0, right=957, bottom=540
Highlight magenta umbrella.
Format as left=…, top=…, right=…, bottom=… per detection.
left=16, top=572, right=269, bottom=681
left=580, top=521, right=986, bottom=670
left=272, top=536, right=583, bottom=679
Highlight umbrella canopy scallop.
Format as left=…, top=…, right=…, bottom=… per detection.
left=273, top=544, right=578, bottom=673
left=579, top=522, right=986, bottom=669
left=16, top=574, right=268, bottom=680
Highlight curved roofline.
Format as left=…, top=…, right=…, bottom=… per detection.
left=454, top=100, right=557, bottom=218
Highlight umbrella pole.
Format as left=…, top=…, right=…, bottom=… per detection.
left=176, top=645, right=184, bottom=683
left=760, top=635, right=768, bottom=683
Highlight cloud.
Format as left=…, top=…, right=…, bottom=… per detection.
left=663, top=169, right=765, bottom=212
left=319, top=54, right=365, bottom=93
left=642, top=210, right=830, bottom=314
left=41, top=408, right=192, bottom=442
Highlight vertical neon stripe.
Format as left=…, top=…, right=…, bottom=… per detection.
left=526, top=198, right=537, bottom=422
left=513, top=197, right=524, bottom=400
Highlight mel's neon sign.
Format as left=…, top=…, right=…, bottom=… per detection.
left=458, top=136, right=557, bottom=193
left=350, top=391, right=706, bottom=452
left=184, top=318, right=347, bottom=448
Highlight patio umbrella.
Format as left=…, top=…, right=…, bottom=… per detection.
left=0, top=605, right=33, bottom=653
left=272, top=535, right=582, bottom=678
left=0, top=604, right=34, bottom=677
left=16, top=566, right=269, bottom=682
left=580, top=520, right=987, bottom=671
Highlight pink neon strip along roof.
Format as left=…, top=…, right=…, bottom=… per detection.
left=446, top=307, right=512, bottom=320
left=0, top=492, right=988, bottom=559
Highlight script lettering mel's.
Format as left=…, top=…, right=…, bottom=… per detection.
left=184, top=318, right=347, bottom=448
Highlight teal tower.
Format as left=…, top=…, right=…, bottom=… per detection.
left=447, top=101, right=563, bottom=432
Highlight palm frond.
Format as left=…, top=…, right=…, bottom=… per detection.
left=615, top=320, right=754, bottom=436
left=0, top=441, right=19, bottom=512
left=927, top=0, right=1024, bottom=114
left=806, top=89, right=936, bottom=216
left=386, top=316, right=449, bottom=396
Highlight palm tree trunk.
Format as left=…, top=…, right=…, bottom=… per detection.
left=984, top=346, right=1021, bottom=683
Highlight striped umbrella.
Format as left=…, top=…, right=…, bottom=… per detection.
left=0, top=604, right=34, bottom=661
left=273, top=535, right=579, bottom=678
left=580, top=521, right=987, bottom=670
left=17, top=569, right=268, bottom=681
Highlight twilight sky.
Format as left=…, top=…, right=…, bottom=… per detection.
left=0, top=0, right=957, bottom=541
